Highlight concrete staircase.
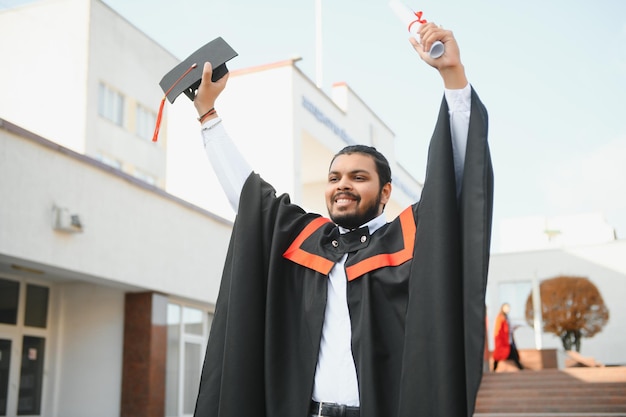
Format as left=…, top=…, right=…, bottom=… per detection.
left=474, top=366, right=626, bottom=416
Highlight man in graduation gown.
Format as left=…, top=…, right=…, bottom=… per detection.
left=191, top=23, right=493, bottom=417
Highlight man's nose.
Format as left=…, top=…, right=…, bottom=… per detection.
left=336, top=177, right=352, bottom=190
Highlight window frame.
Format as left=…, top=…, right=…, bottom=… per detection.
left=97, top=82, right=125, bottom=127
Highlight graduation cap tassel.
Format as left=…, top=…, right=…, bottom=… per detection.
left=151, top=63, right=198, bottom=142
left=152, top=97, right=166, bottom=142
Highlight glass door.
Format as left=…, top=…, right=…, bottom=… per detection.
left=17, top=336, right=45, bottom=415
left=0, top=277, right=49, bottom=417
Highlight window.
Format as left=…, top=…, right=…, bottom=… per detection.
left=165, top=303, right=212, bottom=417
left=136, top=104, right=156, bottom=141
left=0, top=279, right=19, bottom=325
left=132, top=168, right=156, bottom=186
left=24, top=285, right=49, bottom=329
left=98, top=82, right=125, bottom=126
left=498, top=280, right=532, bottom=325
left=95, top=153, right=122, bottom=171
left=0, top=278, right=50, bottom=417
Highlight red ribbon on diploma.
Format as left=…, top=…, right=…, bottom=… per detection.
left=408, top=11, right=427, bottom=33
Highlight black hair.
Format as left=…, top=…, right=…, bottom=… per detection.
left=330, top=145, right=392, bottom=189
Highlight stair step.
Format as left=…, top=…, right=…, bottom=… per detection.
left=474, top=367, right=626, bottom=415
left=476, top=401, right=626, bottom=411
left=478, top=386, right=626, bottom=394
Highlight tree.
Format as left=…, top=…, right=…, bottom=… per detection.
left=525, top=275, right=609, bottom=352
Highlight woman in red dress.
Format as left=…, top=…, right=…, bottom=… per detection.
left=493, top=302, right=524, bottom=371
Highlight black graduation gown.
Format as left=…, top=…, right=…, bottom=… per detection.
left=193, top=88, right=493, bottom=417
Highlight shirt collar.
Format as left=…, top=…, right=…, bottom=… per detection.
left=337, top=212, right=387, bottom=235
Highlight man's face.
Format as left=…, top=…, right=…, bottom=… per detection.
left=325, top=153, right=391, bottom=229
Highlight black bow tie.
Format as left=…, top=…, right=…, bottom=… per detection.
left=328, top=226, right=371, bottom=254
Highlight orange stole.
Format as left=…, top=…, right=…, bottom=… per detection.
left=282, top=207, right=415, bottom=281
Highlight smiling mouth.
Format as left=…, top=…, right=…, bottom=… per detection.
left=333, top=193, right=358, bottom=206
left=335, top=198, right=355, bottom=205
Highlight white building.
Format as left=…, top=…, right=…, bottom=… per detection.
left=0, top=118, right=232, bottom=417
left=0, top=0, right=421, bottom=416
left=0, top=0, right=178, bottom=188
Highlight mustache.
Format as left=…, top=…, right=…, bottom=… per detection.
left=333, top=192, right=360, bottom=201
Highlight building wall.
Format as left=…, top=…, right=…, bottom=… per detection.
left=328, top=82, right=421, bottom=212
left=330, top=82, right=396, bottom=165
left=52, top=282, right=125, bottom=417
left=218, top=63, right=299, bottom=200
left=164, top=97, right=237, bottom=221
left=0, top=0, right=90, bottom=153
left=0, top=0, right=178, bottom=188
left=0, top=122, right=231, bottom=303
left=88, top=0, right=178, bottom=187
left=165, top=63, right=299, bottom=222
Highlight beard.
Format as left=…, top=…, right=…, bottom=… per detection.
left=329, top=192, right=382, bottom=230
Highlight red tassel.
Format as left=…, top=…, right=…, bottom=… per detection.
left=151, top=62, right=198, bottom=143
left=152, top=97, right=166, bottom=142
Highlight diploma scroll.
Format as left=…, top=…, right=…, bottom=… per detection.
left=389, top=0, right=444, bottom=59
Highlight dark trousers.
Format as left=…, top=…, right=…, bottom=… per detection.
left=494, top=341, right=524, bottom=370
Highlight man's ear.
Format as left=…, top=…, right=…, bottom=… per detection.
left=380, top=182, right=392, bottom=206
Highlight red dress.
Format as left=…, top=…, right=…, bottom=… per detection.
left=493, top=312, right=511, bottom=361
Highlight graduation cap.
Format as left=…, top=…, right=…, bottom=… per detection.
left=152, top=37, right=238, bottom=142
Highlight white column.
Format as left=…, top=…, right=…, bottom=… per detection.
left=532, top=272, right=543, bottom=349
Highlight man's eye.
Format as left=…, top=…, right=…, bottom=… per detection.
left=329, top=177, right=338, bottom=182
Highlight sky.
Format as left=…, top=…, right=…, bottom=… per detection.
left=2, top=0, right=626, bottom=251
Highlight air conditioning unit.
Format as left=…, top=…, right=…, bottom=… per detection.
left=52, top=206, right=83, bottom=233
